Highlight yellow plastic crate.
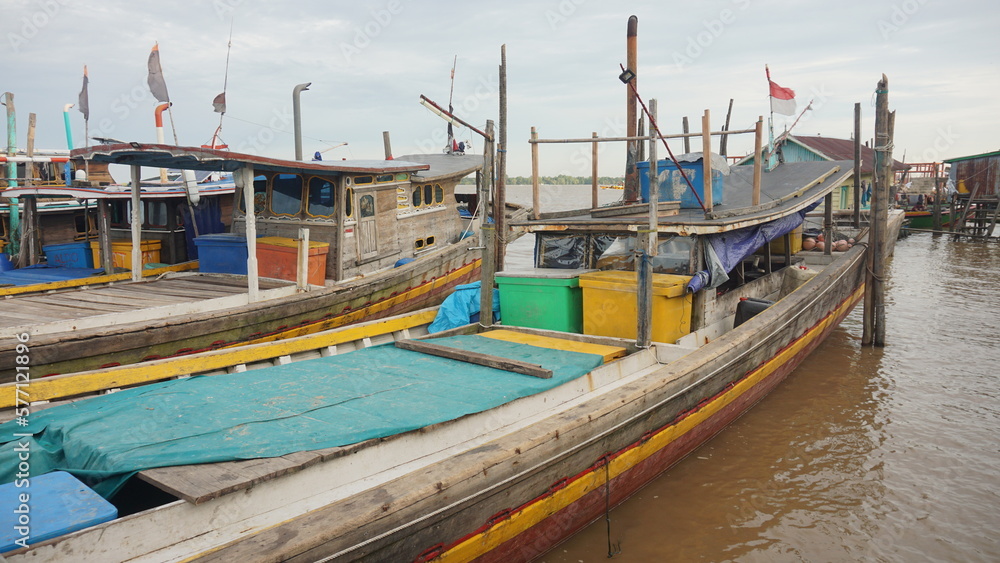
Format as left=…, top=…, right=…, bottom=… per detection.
left=578, top=271, right=692, bottom=343
left=90, top=240, right=161, bottom=269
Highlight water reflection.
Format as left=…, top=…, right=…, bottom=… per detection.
left=530, top=229, right=1000, bottom=562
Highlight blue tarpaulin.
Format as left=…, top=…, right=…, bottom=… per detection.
left=0, top=335, right=601, bottom=498
left=0, top=264, right=103, bottom=287
left=428, top=281, right=500, bottom=333
left=686, top=201, right=820, bottom=293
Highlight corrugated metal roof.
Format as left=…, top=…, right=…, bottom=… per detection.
left=789, top=135, right=909, bottom=173
left=942, top=150, right=1000, bottom=163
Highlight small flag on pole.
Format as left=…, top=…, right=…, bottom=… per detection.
left=212, top=92, right=226, bottom=114
left=77, top=65, right=90, bottom=121
left=147, top=43, right=170, bottom=103
left=766, top=65, right=796, bottom=116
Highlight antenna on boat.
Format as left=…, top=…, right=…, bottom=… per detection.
left=447, top=55, right=458, bottom=154
left=208, top=18, right=235, bottom=150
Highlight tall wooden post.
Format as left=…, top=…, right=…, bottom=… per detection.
left=824, top=192, right=833, bottom=256
left=495, top=44, right=508, bottom=271
left=932, top=162, right=942, bottom=231
left=483, top=119, right=495, bottom=253
left=753, top=116, right=763, bottom=206
left=864, top=75, right=890, bottom=347
left=4, top=92, right=20, bottom=258
left=480, top=224, right=495, bottom=329
left=130, top=165, right=143, bottom=282
left=591, top=132, right=599, bottom=209
left=382, top=131, right=393, bottom=159
left=701, top=109, right=713, bottom=213
left=97, top=199, right=113, bottom=272
left=637, top=99, right=658, bottom=348
left=682, top=117, right=690, bottom=153
left=243, top=164, right=260, bottom=302
left=623, top=15, right=639, bottom=203
left=853, top=103, right=862, bottom=228
left=530, top=127, right=540, bottom=219
left=719, top=98, right=734, bottom=157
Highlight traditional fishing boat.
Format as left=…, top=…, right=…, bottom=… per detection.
left=0, top=139, right=905, bottom=560
left=0, top=19, right=905, bottom=561
left=0, top=143, right=519, bottom=378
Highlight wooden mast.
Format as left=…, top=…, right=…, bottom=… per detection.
left=623, top=15, right=639, bottom=203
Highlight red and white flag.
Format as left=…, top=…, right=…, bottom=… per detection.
left=766, top=65, right=796, bottom=116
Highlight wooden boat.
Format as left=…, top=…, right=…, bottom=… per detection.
left=0, top=142, right=905, bottom=560
left=0, top=144, right=514, bottom=378
left=903, top=206, right=951, bottom=229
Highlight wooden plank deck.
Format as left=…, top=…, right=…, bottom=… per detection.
left=0, top=274, right=294, bottom=330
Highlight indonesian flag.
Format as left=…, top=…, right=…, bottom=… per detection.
left=766, top=65, right=796, bottom=116
left=212, top=92, right=226, bottom=114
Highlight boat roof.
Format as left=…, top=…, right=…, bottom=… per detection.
left=513, top=159, right=854, bottom=236
left=1, top=183, right=235, bottom=200
left=72, top=144, right=432, bottom=176
left=397, top=153, right=484, bottom=182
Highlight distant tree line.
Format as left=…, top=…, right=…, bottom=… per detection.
left=460, top=175, right=624, bottom=185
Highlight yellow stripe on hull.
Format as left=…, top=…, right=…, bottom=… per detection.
left=436, top=286, right=864, bottom=561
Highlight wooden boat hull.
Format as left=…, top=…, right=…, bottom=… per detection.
left=0, top=242, right=480, bottom=378
left=0, top=214, right=903, bottom=563
left=904, top=209, right=951, bottom=229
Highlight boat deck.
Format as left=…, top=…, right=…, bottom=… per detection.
left=0, top=274, right=294, bottom=330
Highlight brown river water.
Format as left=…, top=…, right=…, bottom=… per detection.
left=501, top=186, right=1000, bottom=563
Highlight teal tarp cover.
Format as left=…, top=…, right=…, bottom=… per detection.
left=0, top=335, right=602, bottom=498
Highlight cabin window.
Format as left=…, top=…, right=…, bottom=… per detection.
left=344, top=187, right=354, bottom=218
left=145, top=201, right=169, bottom=228
left=73, top=213, right=99, bottom=240
left=307, top=177, right=335, bottom=217
left=423, top=185, right=433, bottom=206
left=359, top=194, right=376, bottom=218
left=270, top=174, right=303, bottom=216
left=396, top=173, right=409, bottom=182
left=840, top=185, right=850, bottom=210
left=426, top=235, right=435, bottom=246
left=239, top=174, right=269, bottom=214
left=110, top=201, right=129, bottom=228
left=354, top=175, right=373, bottom=185
left=414, top=238, right=425, bottom=250
left=412, top=186, right=422, bottom=207
left=434, top=184, right=444, bottom=204
left=376, top=174, right=393, bottom=183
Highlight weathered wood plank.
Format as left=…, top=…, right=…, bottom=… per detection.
left=394, top=339, right=553, bottom=379
left=590, top=200, right=680, bottom=218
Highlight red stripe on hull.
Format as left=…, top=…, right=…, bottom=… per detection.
left=476, top=297, right=859, bottom=562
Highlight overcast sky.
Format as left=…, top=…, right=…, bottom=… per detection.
left=2, top=0, right=997, bottom=179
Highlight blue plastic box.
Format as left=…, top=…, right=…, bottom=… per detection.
left=637, top=159, right=724, bottom=209
left=43, top=242, right=94, bottom=268
left=0, top=471, right=117, bottom=552
left=194, top=233, right=248, bottom=275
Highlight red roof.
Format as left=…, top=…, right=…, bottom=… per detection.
left=789, top=135, right=909, bottom=174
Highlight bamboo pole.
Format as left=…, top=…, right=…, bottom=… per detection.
left=824, top=192, right=833, bottom=256
left=531, top=126, right=540, bottom=219
left=753, top=116, right=763, bottom=206
left=591, top=132, right=599, bottom=209
left=701, top=109, right=713, bottom=213
left=932, top=162, right=942, bottom=231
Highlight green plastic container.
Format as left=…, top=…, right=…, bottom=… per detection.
left=496, top=268, right=594, bottom=333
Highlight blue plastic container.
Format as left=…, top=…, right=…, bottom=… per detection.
left=637, top=159, right=724, bottom=209
left=0, top=471, right=117, bottom=552
left=194, top=233, right=248, bottom=275
left=42, top=242, right=94, bottom=268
